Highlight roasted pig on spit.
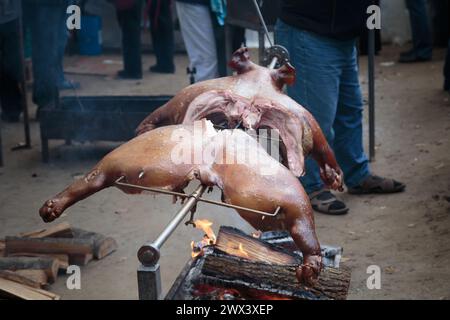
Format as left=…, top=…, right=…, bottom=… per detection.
left=136, top=47, right=343, bottom=189
left=40, top=120, right=323, bottom=285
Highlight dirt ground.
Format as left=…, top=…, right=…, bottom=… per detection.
left=0, top=46, right=449, bottom=300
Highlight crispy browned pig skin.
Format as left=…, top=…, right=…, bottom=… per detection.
left=39, top=121, right=322, bottom=285
left=136, top=47, right=343, bottom=190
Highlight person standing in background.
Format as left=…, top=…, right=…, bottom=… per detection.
left=175, top=0, right=218, bottom=82
left=115, top=0, right=143, bottom=79
left=147, top=0, right=175, bottom=74
left=0, top=0, right=23, bottom=122
left=445, top=39, right=450, bottom=93
left=57, top=0, right=80, bottom=90
left=23, top=0, right=67, bottom=114
left=399, top=0, right=432, bottom=63
left=275, top=0, right=405, bottom=215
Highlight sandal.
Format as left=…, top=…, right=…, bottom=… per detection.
left=309, top=189, right=349, bottom=215
left=348, top=175, right=406, bottom=195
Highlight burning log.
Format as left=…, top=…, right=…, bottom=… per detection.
left=215, top=227, right=299, bottom=265
left=198, top=227, right=351, bottom=300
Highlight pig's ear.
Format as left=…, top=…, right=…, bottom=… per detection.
left=228, top=47, right=255, bottom=74
left=271, top=62, right=296, bottom=90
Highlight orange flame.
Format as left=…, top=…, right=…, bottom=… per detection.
left=194, top=219, right=216, bottom=243
left=190, top=219, right=217, bottom=259
left=226, top=242, right=249, bottom=259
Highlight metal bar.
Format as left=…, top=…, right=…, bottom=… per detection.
left=18, top=4, right=31, bottom=148
left=268, top=57, right=278, bottom=70
left=153, top=184, right=206, bottom=249
left=368, top=28, right=376, bottom=161
left=137, top=264, right=161, bottom=300
left=137, top=184, right=207, bottom=267
left=252, top=0, right=273, bottom=47
left=115, top=177, right=281, bottom=217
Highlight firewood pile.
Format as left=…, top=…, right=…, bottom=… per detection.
left=0, top=222, right=117, bottom=300
left=167, top=226, right=351, bottom=300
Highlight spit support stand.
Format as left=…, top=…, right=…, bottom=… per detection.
left=115, top=177, right=281, bottom=300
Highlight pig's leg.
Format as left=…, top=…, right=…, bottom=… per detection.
left=306, top=113, right=344, bottom=191
left=287, top=216, right=322, bottom=286
left=217, top=166, right=322, bottom=285
left=39, top=167, right=111, bottom=223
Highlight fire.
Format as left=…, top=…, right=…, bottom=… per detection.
left=226, top=242, right=249, bottom=259
left=190, top=219, right=217, bottom=259
left=194, top=219, right=216, bottom=243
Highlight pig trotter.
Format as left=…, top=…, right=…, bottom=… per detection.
left=296, top=254, right=322, bottom=286
left=39, top=198, right=66, bottom=222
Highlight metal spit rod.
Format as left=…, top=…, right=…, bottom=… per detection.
left=117, top=176, right=281, bottom=267
left=252, top=0, right=279, bottom=69
left=115, top=176, right=281, bottom=218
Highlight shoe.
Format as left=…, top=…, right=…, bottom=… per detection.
left=398, top=52, right=431, bottom=63
left=116, top=70, right=142, bottom=80
left=348, top=175, right=405, bottom=194
left=309, top=189, right=349, bottom=215
left=149, top=64, right=175, bottom=74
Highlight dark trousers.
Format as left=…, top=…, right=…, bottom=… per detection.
left=0, top=18, right=22, bottom=118
left=444, top=39, right=450, bottom=90
left=57, top=0, right=74, bottom=85
left=23, top=0, right=66, bottom=108
left=148, top=0, right=175, bottom=70
left=406, top=0, right=432, bottom=59
left=117, top=0, right=143, bottom=77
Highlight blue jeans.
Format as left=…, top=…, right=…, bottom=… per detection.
left=275, top=20, right=370, bottom=194
left=406, top=0, right=432, bottom=59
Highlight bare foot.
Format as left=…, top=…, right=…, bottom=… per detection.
left=39, top=198, right=66, bottom=223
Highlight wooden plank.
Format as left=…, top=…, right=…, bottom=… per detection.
left=8, top=252, right=69, bottom=270
left=14, top=270, right=48, bottom=287
left=69, top=253, right=93, bottom=266
left=0, top=277, right=59, bottom=300
left=202, top=252, right=351, bottom=300
left=215, top=226, right=299, bottom=265
left=0, top=270, right=44, bottom=288
left=19, top=222, right=73, bottom=238
left=5, top=236, right=94, bottom=256
left=0, top=257, right=59, bottom=283
left=72, top=228, right=117, bottom=260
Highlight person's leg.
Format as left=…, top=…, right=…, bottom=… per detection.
left=338, top=45, right=405, bottom=195
left=176, top=2, right=218, bottom=82
left=209, top=8, right=227, bottom=78
left=149, top=0, right=175, bottom=72
left=333, top=44, right=371, bottom=188
left=28, top=2, right=61, bottom=109
left=0, top=19, right=23, bottom=121
left=444, top=38, right=450, bottom=91
left=57, top=1, right=69, bottom=86
left=117, top=1, right=143, bottom=78
left=275, top=20, right=340, bottom=194
left=403, top=0, right=432, bottom=60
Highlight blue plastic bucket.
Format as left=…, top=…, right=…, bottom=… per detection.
left=78, top=15, right=102, bottom=56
